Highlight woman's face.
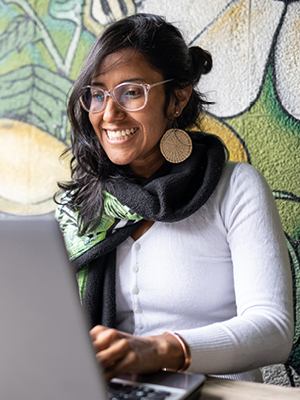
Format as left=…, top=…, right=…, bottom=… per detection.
left=88, top=50, right=175, bottom=178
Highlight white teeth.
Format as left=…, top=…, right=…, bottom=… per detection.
left=106, top=128, right=137, bottom=140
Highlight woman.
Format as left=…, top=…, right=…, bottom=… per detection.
left=56, top=13, right=293, bottom=382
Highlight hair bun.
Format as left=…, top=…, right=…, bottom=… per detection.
left=188, top=46, right=212, bottom=79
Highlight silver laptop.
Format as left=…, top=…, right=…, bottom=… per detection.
left=0, top=218, right=205, bottom=400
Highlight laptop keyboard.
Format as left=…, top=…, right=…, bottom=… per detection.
left=108, top=381, right=171, bottom=400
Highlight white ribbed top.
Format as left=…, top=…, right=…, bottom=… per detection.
left=116, top=162, right=293, bottom=381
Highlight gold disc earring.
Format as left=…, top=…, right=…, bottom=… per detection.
left=160, top=113, right=192, bottom=163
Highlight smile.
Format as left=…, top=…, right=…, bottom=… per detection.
left=106, top=128, right=138, bottom=140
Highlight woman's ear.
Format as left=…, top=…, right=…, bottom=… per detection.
left=174, top=84, right=192, bottom=116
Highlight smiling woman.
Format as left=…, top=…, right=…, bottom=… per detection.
left=87, top=50, right=183, bottom=176
left=55, top=13, right=293, bottom=383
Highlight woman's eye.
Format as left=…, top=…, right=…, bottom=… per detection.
left=92, top=91, right=105, bottom=101
left=124, top=88, right=143, bottom=98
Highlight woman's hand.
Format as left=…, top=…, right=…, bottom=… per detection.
left=89, top=325, right=185, bottom=380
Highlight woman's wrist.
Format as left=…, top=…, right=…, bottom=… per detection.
left=161, top=331, right=192, bottom=372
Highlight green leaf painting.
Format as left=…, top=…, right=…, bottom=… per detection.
left=0, top=0, right=95, bottom=145
left=0, top=15, right=41, bottom=59
left=49, top=0, right=84, bottom=25
left=0, top=65, right=72, bottom=140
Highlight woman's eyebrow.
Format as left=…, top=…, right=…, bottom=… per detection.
left=90, top=81, right=105, bottom=87
left=122, top=78, right=146, bottom=83
left=90, top=78, right=146, bottom=86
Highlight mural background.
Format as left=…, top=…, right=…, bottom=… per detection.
left=0, top=0, right=299, bottom=386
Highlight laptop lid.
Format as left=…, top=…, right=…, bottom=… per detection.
left=0, top=218, right=107, bottom=400
left=0, top=218, right=205, bottom=400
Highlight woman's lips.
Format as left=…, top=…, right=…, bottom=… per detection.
left=106, top=127, right=138, bottom=140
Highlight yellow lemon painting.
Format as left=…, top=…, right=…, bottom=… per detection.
left=0, top=119, right=70, bottom=215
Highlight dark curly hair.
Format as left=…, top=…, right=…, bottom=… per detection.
left=57, top=13, right=212, bottom=234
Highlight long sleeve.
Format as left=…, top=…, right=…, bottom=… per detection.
left=178, top=162, right=293, bottom=376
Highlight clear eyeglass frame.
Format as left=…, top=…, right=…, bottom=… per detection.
left=79, top=79, right=173, bottom=113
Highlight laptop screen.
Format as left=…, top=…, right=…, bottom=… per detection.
left=0, top=218, right=107, bottom=400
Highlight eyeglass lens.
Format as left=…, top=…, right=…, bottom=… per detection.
left=81, top=83, right=147, bottom=113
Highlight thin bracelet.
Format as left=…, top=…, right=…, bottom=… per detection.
left=163, top=331, right=192, bottom=372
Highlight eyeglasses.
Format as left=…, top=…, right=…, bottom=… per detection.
left=79, top=79, right=173, bottom=113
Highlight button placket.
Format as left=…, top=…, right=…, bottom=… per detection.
left=131, top=241, right=142, bottom=329
left=132, top=264, right=139, bottom=273
left=131, top=287, right=139, bottom=295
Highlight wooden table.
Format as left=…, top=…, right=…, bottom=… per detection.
left=201, top=377, right=300, bottom=399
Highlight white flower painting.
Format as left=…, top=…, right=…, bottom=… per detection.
left=139, top=0, right=300, bottom=120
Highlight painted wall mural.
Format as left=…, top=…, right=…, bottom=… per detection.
left=0, top=0, right=299, bottom=385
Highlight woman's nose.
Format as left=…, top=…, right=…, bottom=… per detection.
left=102, top=96, right=125, bottom=121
